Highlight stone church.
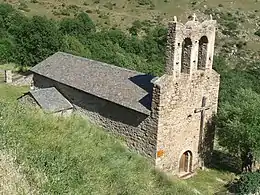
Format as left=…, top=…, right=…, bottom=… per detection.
left=19, top=15, right=220, bottom=177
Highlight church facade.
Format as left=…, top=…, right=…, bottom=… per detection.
left=21, top=16, right=220, bottom=177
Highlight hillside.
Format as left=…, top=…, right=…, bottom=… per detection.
left=1, top=0, right=260, bottom=69
left=0, top=83, right=235, bottom=194
left=1, top=1, right=260, bottom=194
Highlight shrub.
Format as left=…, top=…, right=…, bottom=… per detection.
left=67, top=4, right=80, bottom=14
left=18, top=2, right=30, bottom=12
left=0, top=38, right=15, bottom=63
left=59, top=9, right=70, bottom=16
left=93, top=0, right=100, bottom=4
left=234, top=172, right=260, bottom=194
left=104, top=2, right=114, bottom=10
left=59, top=12, right=95, bottom=36
left=137, top=0, right=152, bottom=6
left=254, top=29, right=260, bottom=37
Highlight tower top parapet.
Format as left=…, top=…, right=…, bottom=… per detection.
left=165, top=14, right=217, bottom=77
left=169, top=14, right=216, bottom=32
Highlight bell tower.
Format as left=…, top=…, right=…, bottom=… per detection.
left=165, top=14, right=216, bottom=78
left=152, top=15, right=220, bottom=177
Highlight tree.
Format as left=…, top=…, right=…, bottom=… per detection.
left=0, top=3, right=16, bottom=29
left=0, top=38, right=15, bottom=63
left=59, top=12, right=95, bottom=36
left=61, top=35, right=91, bottom=57
left=128, top=20, right=143, bottom=36
left=12, top=16, right=62, bottom=66
left=216, top=88, right=260, bottom=163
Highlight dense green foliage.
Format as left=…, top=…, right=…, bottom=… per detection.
left=217, top=88, right=260, bottom=156
left=0, top=3, right=166, bottom=76
left=214, top=56, right=260, bottom=161
left=232, top=172, right=260, bottom=194
left=0, top=99, right=192, bottom=194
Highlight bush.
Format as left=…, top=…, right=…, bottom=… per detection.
left=104, top=2, right=114, bottom=10
left=137, top=0, right=153, bottom=6
left=59, top=9, right=70, bottom=16
left=61, top=35, right=91, bottom=57
left=18, top=1, right=30, bottom=12
left=93, top=0, right=100, bottom=4
left=254, top=29, right=260, bottom=37
left=0, top=38, right=15, bottom=63
left=59, top=12, right=95, bottom=36
left=0, top=2, right=166, bottom=76
left=232, top=172, right=260, bottom=194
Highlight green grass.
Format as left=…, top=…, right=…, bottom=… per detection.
left=0, top=63, right=16, bottom=70
left=186, top=169, right=236, bottom=194
left=0, top=84, right=193, bottom=194
left=0, top=84, right=236, bottom=194
left=0, top=84, right=28, bottom=101
left=0, top=63, right=31, bottom=73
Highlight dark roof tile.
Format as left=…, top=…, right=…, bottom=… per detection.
left=30, top=87, right=73, bottom=113
left=31, top=52, right=154, bottom=115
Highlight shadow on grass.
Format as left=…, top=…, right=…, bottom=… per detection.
left=208, top=150, right=241, bottom=174
left=207, top=150, right=241, bottom=194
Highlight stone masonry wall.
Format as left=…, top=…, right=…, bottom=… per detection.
left=154, top=70, right=220, bottom=175
left=33, top=74, right=158, bottom=159
left=165, top=18, right=216, bottom=78
left=12, top=74, right=33, bottom=86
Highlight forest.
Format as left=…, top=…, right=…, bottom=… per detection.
left=1, top=2, right=260, bottom=193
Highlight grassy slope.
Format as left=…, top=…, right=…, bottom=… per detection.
left=0, top=84, right=192, bottom=194
left=0, top=150, right=40, bottom=195
left=0, top=83, right=235, bottom=194
left=2, top=0, right=260, bottom=30
left=0, top=0, right=247, bottom=193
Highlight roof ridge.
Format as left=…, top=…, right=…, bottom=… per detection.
left=30, top=51, right=152, bottom=115
left=56, top=51, right=146, bottom=76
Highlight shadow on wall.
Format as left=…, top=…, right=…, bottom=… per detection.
left=33, top=74, right=149, bottom=127
left=61, top=86, right=149, bottom=127
left=129, top=74, right=155, bottom=111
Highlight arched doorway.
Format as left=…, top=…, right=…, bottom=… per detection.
left=181, top=38, right=192, bottom=74
left=197, top=36, right=208, bottom=70
left=179, top=151, right=192, bottom=173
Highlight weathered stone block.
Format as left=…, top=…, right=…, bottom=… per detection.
left=5, top=70, right=12, bottom=84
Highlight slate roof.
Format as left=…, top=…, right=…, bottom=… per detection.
left=30, top=87, right=73, bottom=113
left=30, top=52, right=155, bottom=115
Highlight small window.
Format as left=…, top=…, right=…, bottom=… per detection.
left=181, top=38, right=192, bottom=73
left=198, top=36, right=209, bottom=70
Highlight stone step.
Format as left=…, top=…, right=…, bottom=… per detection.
left=179, top=171, right=196, bottom=179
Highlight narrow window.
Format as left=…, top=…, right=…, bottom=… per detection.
left=198, top=36, right=209, bottom=70
left=181, top=38, right=192, bottom=73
